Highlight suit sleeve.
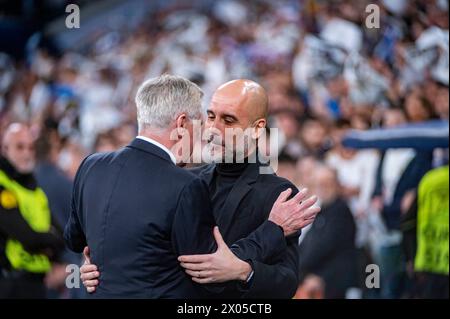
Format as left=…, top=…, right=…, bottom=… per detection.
left=229, top=220, right=287, bottom=263
left=230, top=182, right=300, bottom=263
left=172, top=178, right=300, bottom=298
left=239, top=235, right=299, bottom=298
left=171, top=177, right=224, bottom=295
left=64, top=157, right=88, bottom=253
left=233, top=183, right=301, bottom=298
left=172, top=179, right=296, bottom=263
left=171, top=177, right=217, bottom=256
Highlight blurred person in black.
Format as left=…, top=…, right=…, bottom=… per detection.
left=35, top=124, right=72, bottom=236
left=298, top=165, right=358, bottom=299
left=0, top=123, right=64, bottom=298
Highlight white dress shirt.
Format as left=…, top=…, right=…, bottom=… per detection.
left=136, top=135, right=177, bottom=164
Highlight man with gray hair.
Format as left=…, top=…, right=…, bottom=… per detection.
left=65, top=75, right=314, bottom=298
left=135, top=75, right=203, bottom=131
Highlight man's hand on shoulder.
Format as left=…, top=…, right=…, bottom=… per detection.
left=268, top=188, right=320, bottom=236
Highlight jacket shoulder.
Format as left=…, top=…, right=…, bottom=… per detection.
left=187, top=164, right=214, bottom=176
left=257, top=172, right=298, bottom=190
left=171, top=165, right=205, bottom=185
left=74, top=148, right=133, bottom=183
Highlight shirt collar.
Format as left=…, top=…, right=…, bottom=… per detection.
left=136, top=136, right=177, bottom=165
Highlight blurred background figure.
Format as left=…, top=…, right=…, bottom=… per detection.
left=34, top=125, right=88, bottom=298
left=369, top=107, right=434, bottom=298
left=297, top=165, right=358, bottom=299
left=0, top=123, right=64, bottom=298
left=0, top=0, right=448, bottom=298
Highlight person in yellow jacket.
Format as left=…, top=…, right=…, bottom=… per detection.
left=414, top=165, right=449, bottom=298
left=0, top=123, right=63, bottom=298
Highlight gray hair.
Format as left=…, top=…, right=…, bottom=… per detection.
left=135, top=74, right=204, bottom=131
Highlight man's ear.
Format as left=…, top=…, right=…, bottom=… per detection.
left=175, top=113, right=187, bottom=138
left=252, top=118, right=266, bottom=139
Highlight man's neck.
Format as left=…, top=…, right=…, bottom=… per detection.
left=138, top=130, right=174, bottom=151
left=137, top=129, right=177, bottom=165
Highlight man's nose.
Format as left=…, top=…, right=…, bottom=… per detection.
left=206, top=119, right=223, bottom=135
left=212, top=119, right=226, bottom=133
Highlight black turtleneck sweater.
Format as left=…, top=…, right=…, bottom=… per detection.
left=0, top=156, right=64, bottom=272
left=210, top=162, right=249, bottom=220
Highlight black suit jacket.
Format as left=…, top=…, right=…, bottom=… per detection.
left=190, top=161, right=300, bottom=298
left=64, top=139, right=286, bottom=298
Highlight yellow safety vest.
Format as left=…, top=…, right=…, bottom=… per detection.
left=414, top=165, right=449, bottom=275
left=0, top=169, right=51, bottom=273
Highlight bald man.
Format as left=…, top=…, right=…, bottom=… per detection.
left=203, top=80, right=269, bottom=163
left=0, top=123, right=63, bottom=298
left=81, top=79, right=320, bottom=298
left=182, top=79, right=318, bottom=298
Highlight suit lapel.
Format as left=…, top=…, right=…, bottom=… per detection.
left=197, top=160, right=273, bottom=239
left=217, top=162, right=261, bottom=239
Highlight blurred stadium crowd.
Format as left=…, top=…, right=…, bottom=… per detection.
left=0, top=0, right=448, bottom=298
